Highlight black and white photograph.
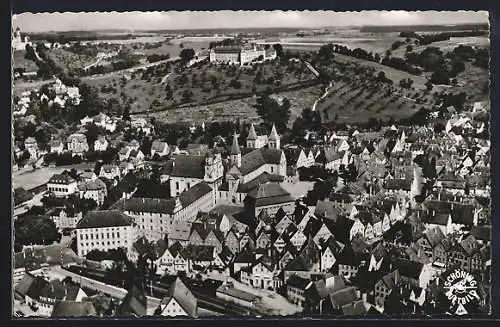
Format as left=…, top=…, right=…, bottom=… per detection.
left=11, top=10, right=491, bottom=318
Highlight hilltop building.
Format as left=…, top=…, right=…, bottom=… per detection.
left=209, top=44, right=276, bottom=66
left=12, top=27, right=31, bottom=51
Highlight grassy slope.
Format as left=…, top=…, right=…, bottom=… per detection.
left=13, top=50, right=39, bottom=72
left=84, top=59, right=316, bottom=115
left=134, top=85, right=321, bottom=126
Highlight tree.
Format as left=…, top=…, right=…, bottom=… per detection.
left=273, top=44, right=284, bottom=57
left=318, top=44, right=334, bottom=61
left=179, top=48, right=195, bottom=64
left=430, top=68, right=450, bottom=85
left=425, top=80, right=434, bottom=92
left=15, top=215, right=61, bottom=250
left=254, top=95, right=291, bottom=132
left=85, top=123, right=100, bottom=149
left=122, top=104, right=131, bottom=121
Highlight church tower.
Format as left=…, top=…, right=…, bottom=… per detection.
left=268, top=124, right=280, bottom=150
left=246, top=123, right=257, bottom=148
left=229, top=132, right=242, bottom=168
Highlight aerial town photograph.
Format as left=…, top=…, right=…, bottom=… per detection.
left=11, top=10, right=491, bottom=318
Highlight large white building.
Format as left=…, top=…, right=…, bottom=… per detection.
left=47, top=174, right=78, bottom=198
left=209, top=44, right=276, bottom=66
left=112, top=182, right=214, bottom=241
left=75, top=210, right=136, bottom=257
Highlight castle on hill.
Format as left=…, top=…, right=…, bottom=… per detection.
left=12, top=27, right=31, bottom=51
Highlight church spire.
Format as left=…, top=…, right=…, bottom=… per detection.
left=269, top=123, right=279, bottom=141
left=268, top=124, right=280, bottom=150
left=230, top=132, right=241, bottom=155
left=230, top=132, right=242, bottom=168
left=247, top=123, right=257, bottom=140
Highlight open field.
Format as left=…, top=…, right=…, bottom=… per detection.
left=390, top=35, right=490, bottom=58
left=13, top=163, right=94, bottom=190
left=48, top=48, right=97, bottom=71
left=258, top=32, right=401, bottom=55
left=136, top=37, right=216, bottom=57
left=135, top=85, right=321, bottom=125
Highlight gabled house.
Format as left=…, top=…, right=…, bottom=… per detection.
left=154, top=240, right=174, bottom=276
left=151, top=140, right=170, bottom=158
left=156, top=278, right=198, bottom=318
left=278, top=244, right=297, bottom=270
left=50, top=207, right=83, bottom=230
left=374, top=269, right=400, bottom=309
left=336, top=244, right=363, bottom=280
left=325, top=286, right=360, bottom=315
left=66, top=133, right=89, bottom=156
left=320, top=236, right=343, bottom=272
left=286, top=274, right=310, bottom=307
left=94, top=136, right=108, bottom=152
left=255, top=229, right=273, bottom=249
left=416, top=227, right=446, bottom=262
left=223, top=229, right=241, bottom=254
left=240, top=255, right=281, bottom=290
left=395, top=258, right=435, bottom=289
left=212, top=245, right=234, bottom=273
left=233, top=244, right=255, bottom=273
left=118, top=284, right=147, bottom=317
left=284, top=238, right=321, bottom=281
left=274, top=212, right=295, bottom=235
left=37, top=279, right=87, bottom=317
left=448, top=235, right=485, bottom=272
left=77, top=178, right=108, bottom=205
left=169, top=242, right=189, bottom=273
left=15, top=273, right=49, bottom=310
left=49, top=139, right=64, bottom=154
left=184, top=244, right=216, bottom=272
left=118, top=146, right=132, bottom=161
left=99, top=164, right=121, bottom=180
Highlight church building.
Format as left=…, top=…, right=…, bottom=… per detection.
left=218, top=124, right=288, bottom=205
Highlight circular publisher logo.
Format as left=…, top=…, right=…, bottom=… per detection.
left=443, top=270, right=480, bottom=315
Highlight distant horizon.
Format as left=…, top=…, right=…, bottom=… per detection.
left=16, top=22, right=491, bottom=34
left=12, top=11, right=489, bottom=33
